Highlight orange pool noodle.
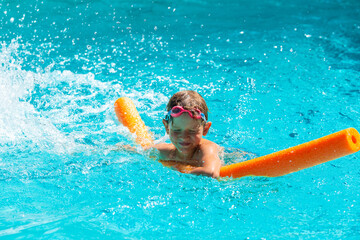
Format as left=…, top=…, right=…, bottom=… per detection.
left=114, top=97, right=153, bottom=148
left=219, top=128, right=360, bottom=178
left=114, top=97, right=360, bottom=178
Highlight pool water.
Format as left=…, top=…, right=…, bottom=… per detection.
left=1, top=0, right=360, bottom=239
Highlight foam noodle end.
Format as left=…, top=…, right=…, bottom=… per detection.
left=219, top=128, right=360, bottom=178
left=114, top=97, right=153, bottom=148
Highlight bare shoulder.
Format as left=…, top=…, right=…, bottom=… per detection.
left=152, top=143, right=175, bottom=159
left=199, top=139, right=221, bottom=155
left=196, top=139, right=222, bottom=173
left=153, top=143, right=173, bottom=151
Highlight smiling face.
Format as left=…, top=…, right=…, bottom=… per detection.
left=163, top=114, right=211, bottom=158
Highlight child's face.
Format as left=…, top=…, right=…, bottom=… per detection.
left=163, top=114, right=210, bottom=156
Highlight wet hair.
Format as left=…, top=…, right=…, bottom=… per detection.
left=165, top=90, right=209, bottom=122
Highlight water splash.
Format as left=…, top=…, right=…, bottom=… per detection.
left=0, top=40, right=79, bottom=154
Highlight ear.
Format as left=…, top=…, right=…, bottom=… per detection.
left=202, top=121, right=212, bottom=136
left=162, top=119, right=170, bottom=134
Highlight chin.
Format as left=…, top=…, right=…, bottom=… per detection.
left=177, top=145, right=193, bottom=153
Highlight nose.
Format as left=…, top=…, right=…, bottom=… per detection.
left=179, top=131, right=190, bottom=140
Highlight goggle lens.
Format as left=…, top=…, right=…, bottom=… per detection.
left=165, top=106, right=206, bottom=122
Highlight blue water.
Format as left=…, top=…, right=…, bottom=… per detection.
left=1, top=0, right=360, bottom=238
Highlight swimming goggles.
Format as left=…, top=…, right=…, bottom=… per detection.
left=165, top=106, right=207, bottom=122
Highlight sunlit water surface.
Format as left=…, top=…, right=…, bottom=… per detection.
left=1, top=0, right=360, bottom=239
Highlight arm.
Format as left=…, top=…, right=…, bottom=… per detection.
left=114, top=143, right=168, bottom=159
left=189, top=142, right=222, bottom=178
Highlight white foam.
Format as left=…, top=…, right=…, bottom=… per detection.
left=0, top=40, right=76, bottom=154
left=0, top=39, right=176, bottom=155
